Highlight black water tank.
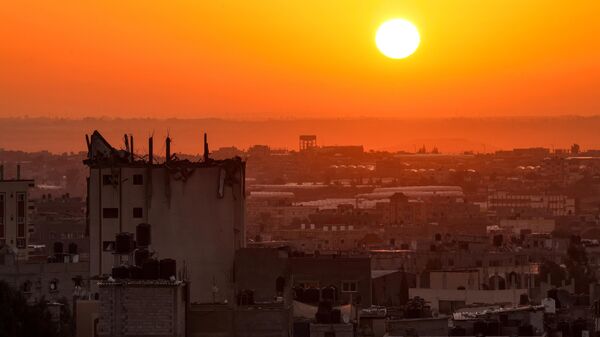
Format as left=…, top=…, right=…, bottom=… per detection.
left=238, top=289, right=255, bottom=305
left=572, top=318, right=587, bottom=337
left=330, top=309, right=341, bottom=324
left=493, top=234, right=503, bottom=247
left=321, top=286, right=336, bottom=302
left=450, top=326, right=466, bottom=336
left=112, top=266, right=130, bottom=279
left=142, top=259, right=160, bottom=279
left=315, top=301, right=333, bottom=323
left=293, top=287, right=304, bottom=301
left=293, top=322, right=310, bottom=337
left=134, top=249, right=150, bottom=267
left=473, top=321, right=487, bottom=336
left=129, top=266, right=143, bottom=279
left=304, top=288, right=320, bottom=303
left=115, top=232, right=135, bottom=254
left=518, top=324, right=534, bottom=337
left=136, top=223, right=151, bottom=247
left=485, top=320, right=500, bottom=336
left=558, top=321, right=570, bottom=337
left=159, top=258, right=176, bottom=279
left=53, top=242, right=64, bottom=255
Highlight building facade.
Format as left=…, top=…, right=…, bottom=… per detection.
left=0, top=167, right=35, bottom=260
left=85, top=131, right=245, bottom=303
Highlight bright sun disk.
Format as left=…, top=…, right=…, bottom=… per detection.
left=376, top=19, right=420, bottom=59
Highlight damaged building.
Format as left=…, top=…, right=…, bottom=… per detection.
left=84, top=131, right=245, bottom=303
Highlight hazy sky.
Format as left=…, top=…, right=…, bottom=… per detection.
left=1, top=1, right=599, bottom=119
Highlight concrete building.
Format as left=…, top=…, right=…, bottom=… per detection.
left=0, top=259, right=90, bottom=306
left=0, top=165, right=35, bottom=260
left=488, top=191, right=576, bottom=216
left=385, top=317, right=449, bottom=337
left=499, top=217, right=556, bottom=235
left=30, top=194, right=88, bottom=262
left=290, top=255, right=372, bottom=307
left=85, top=131, right=245, bottom=303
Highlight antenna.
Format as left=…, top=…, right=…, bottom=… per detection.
left=166, top=136, right=171, bottom=163
left=203, top=133, right=210, bottom=162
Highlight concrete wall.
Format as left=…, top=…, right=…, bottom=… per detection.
left=429, top=270, right=479, bottom=290
left=0, top=179, right=35, bottom=260
left=235, top=247, right=291, bottom=303
left=75, top=300, right=100, bottom=337
left=186, top=304, right=292, bottom=337
left=386, top=317, right=449, bottom=336
left=310, top=323, right=353, bottom=337
left=97, top=282, right=186, bottom=337
left=409, top=287, right=528, bottom=312
left=187, top=304, right=234, bottom=337
left=499, top=218, right=555, bottom=234
left=235, top=306, right=292, bottom=337
left=371, top=271, right=416, bottom=306
left=290, top=256, right=372, bottom=306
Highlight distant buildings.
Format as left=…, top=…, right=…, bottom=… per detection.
left=0, top=164, right=35, bottom=260
left=488, top=191, right=576, bottom=216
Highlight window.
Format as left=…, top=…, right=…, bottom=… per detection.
left=133, top=207, right=143, bottom=218
left=341, top=281, right=358, bottom=292
left=133, top=174, right=144, bottom=185
left=21, top=280, right=32, bottom=294
left=17, top=193, right=25, bottom=237
left=298, top=281, right=320, bottom=289
left=49, top=279, right=59, bottom=293
left=0, top=193, right=4, bottom=238
left=103, top=208, right=119, bottom=218
left=102, top=174, right=113, bottom=185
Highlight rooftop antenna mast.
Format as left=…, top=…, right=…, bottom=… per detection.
left=203, top=133, right=210, bottom=162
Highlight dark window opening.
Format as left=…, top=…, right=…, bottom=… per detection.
left=103, top=208, right=119, bottom=218
left=102, top=174, right=113, bottom=185
left=49, top=279, right=59, bottom=292
left=17, top=224, right=25, bottom=238
left=276, top=276, right=285, bottom=295
left=21, top=280, right=32, bottom=293
left=342, top=281, right=357, bottom=292
left=133, top=207, right=143, bottom=218
left=133, top=174, right=144, bottom=185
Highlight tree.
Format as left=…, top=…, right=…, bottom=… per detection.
left=0, top=280, right=71, bottom=337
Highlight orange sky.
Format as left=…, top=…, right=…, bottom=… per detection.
left=1, top=1, right=600, bottom=119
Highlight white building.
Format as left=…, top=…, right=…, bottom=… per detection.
left=0, top=165, right=35, bottom=260
left=85, top=131, right=245, bottom=303
left=488, top=191, right=576, bottom=216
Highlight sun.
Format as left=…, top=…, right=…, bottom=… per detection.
left=376, top=19, right=420, bottom=59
